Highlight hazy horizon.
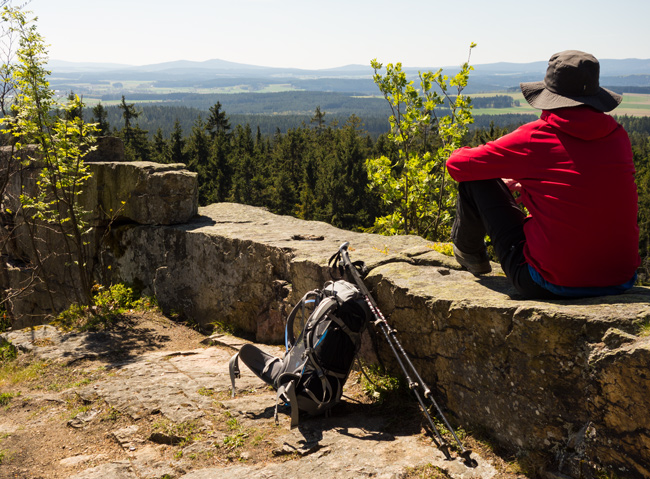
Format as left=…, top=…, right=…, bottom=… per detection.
left=46, top=56, right=650, bottom=73
left=30, top=0, right=650, bottom=71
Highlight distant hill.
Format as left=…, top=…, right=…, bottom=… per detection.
left=49, top=57, right=650, bottom=76
left=48, top=57, right=650, bottom=95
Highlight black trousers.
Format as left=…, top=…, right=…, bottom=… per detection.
left=451, top=179, right=561, bottom=300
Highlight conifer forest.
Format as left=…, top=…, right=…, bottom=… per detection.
left=87, top=97, right=650, bottom=283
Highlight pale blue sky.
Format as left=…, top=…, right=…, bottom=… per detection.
left=29, top=0, right=650, bottom=69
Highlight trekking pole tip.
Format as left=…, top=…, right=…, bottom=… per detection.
left=438, top=443, right=452, bottom=461
left=460, top=449, right=477, bottom=467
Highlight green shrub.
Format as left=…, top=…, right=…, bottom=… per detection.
left=360, top=364, right=403, bottom=404
left=638, top=320, right=650, bottom=337
left=429, top=242, right=454, bottom=257
left=54, top=283, right=155, bottom=331
left=0, top=391, right=18, bottom=406
left=0, top=343, right=16, bottom=362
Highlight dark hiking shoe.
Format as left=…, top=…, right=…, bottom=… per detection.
left=453, top=245, right=492, bottom=276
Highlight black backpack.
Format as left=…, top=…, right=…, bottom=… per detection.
left=229, top=279, right=371, bottom=427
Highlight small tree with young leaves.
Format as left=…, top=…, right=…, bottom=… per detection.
left=366, top=44, right=476, bottom=241
left=0, top=0, right=17, bottom=119
left=0, top=5, right=99, bottom=307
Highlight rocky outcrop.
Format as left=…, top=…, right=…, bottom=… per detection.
left=99, top=202, right=650, bottom=478
left=0, top=142, right=198, bottom=327
left=368, top=261, right=650, bottom=479
left=0, top=324, right=497, bottom=479
left=2, top=142, right=649, bottom=477
left=84, top=161, right=198, bottom=226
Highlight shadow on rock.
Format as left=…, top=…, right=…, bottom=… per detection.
left=43, top=319, right=174, bottom=367
left=476, top=276, right=650, bottom=306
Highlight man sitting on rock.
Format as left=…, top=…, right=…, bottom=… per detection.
left=446, top=50, right=640, bottom=299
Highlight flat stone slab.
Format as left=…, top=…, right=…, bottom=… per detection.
left=77, top=342, right=495, bottom=478
left=177, top=425, right=492, bottom=479
left=3, top=323, right=498, bottom=478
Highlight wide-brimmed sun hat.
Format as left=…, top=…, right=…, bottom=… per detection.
left=520, top=50, right=622, bottom=112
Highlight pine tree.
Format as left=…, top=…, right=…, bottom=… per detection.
left=186, top=117, right=210, bottom=173
left=206, top=102, right=231, bottom=138
left=168, top=119, right=187, bottom=165
left=117, top=96, right=150, bottom=161
left=310, top=106, right=326, bottom=131
left=91, top=102, right=110, bottom=136
left=151, top=128, right=168, bottom=163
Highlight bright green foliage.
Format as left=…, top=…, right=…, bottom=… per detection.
left=0, top=342, right=16, bottom=362
left=0, top=391, right=18, bottom=406
left=360, top=364, right=403, bottom=404
left=1, top=6, right=99, bottom=305
left=54, top=283, right=151, bottom=331
left=17, top=96, right=96, bottom=223
left=429, top=242, right=454, bottom=257
left=366, top=45, right=476, bottom=240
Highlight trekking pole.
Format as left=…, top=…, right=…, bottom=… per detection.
left=332, top=242, right=474, bottom=464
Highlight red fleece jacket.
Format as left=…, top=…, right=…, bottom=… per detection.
left=446, top=106, right=640, bottom=287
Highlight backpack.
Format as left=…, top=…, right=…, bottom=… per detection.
left=228, top=279, right=371, bottom=427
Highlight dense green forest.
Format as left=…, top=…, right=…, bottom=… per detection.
left=88, top=99, right=650, bottom=282
left=620, top=115, right=650, bottom=281
left=83, top=97, right=538, bottom=138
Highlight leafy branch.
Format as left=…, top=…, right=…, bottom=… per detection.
left=366, top=44, right=476, bottom=240
left=1, top=5, right=99, bottom=311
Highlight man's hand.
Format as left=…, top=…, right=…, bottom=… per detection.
left=502, top=178, right=523, bottom=204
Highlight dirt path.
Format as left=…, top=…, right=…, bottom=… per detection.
left=0, top=312, right=528, bottom=479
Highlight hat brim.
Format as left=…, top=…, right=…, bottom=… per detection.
left=520, top=81, right=622, bottom=112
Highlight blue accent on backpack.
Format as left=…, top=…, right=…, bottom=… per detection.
left=229, top=280, right=371, bottom=427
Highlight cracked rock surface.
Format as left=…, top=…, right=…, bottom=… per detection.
left=1, top=318, right=500, bottom=479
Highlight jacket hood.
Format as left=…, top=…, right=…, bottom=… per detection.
left=540, top=106, right=620, bottom=141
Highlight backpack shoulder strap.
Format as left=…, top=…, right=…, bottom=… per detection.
left=285, top=289, right=322, bottom=350
left=276, top=379, right=300, bottom=428
left=302, top=296, right=339, bottom=352
left=228, top=352, right=241, bottom=398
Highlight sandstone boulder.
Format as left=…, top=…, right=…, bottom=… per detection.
left=102, top=202, right=650, bottom=478
left=84, top=161, right=198, bottom=226
left=0, top=142, right=198, bottom=326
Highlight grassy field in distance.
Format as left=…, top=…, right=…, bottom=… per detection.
left=470, top=92, right=650, bottom=117
left=53, top=78, right=302, bottom=106
left=59, top=78, right=650, bottom=117
left=615, top=93, right=650, bottom=116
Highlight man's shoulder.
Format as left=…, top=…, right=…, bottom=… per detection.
left=493, top=119, right=547, bottom=145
